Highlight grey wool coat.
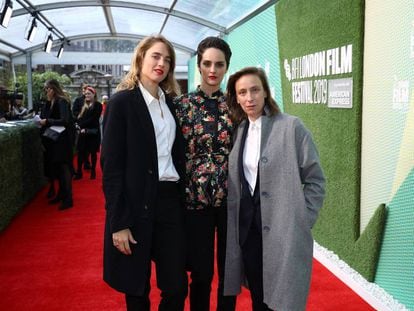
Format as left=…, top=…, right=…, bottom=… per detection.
left=223, top=112, right=326, bottom=311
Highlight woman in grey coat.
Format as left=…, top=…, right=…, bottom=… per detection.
left=223, top=67, right=326, bottom=311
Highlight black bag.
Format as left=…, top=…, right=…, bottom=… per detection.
left=43, top=127, right=60, bottom=141
left=85, top=128, right=99, bottom=135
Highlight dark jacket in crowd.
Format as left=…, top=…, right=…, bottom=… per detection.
left=76, top=101, right=102, bottom=153
left=41, top=98, right=75, bottom=177
left=72, top=95, right=85, bottom=119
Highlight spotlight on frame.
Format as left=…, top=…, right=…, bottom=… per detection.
left=25, top=16, right=37, bottom=42
left=44, top=34, right=53, bottom=53
left=57, top=43, right=64, bottom=58
left=0, top=0, right=13, bottom=28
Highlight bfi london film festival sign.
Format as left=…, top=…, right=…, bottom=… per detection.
left=283, top=44, right=353, bottom=108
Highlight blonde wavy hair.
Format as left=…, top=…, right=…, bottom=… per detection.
left=116, top=35, right=180, bottom=97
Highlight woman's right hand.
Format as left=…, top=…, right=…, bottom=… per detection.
left=112, top=228, right=137, bottom=255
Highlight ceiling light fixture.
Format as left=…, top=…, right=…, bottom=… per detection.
left=57, top=43, right=64, bottom=58
left=25, top=16, right=37, bottom=42
left=43, top=33, right=53, bottom=53
left=0, top=0, right=13, bottom=28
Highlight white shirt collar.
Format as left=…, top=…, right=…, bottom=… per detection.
left=248, top=116, right=262, bottom=129
left=139, top=82, right=165, bottom=107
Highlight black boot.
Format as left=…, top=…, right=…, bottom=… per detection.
left=84, top=161, right=91, bottom=170
left=46, top=183, right=56, bottom=199
left=90, top=170, right=96, bottom=179
left=73, top=172, right=82, bottom=180
left=48, top=195, right=62, bottom=204
left=59, top=199, right=73, bottom=210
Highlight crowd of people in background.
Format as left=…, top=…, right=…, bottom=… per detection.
left=37, top=80, right=109, bottom=211
left=0, top=87, right=33, bottom=122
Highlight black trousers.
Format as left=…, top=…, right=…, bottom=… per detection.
left=185, top=207, right=236, bottom=311
left=53, top=162, right=72, bottom=204
left=126, top=181, right=188, bottom=311
left=241, top=225, right=272, bottom=311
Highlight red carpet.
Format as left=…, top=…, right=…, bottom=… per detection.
left=0, top=164, right=374, bottom=310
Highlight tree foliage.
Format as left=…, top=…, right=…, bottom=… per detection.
left=11, top=72, right=71, bottom=107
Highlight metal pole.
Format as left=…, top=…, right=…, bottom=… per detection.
left=26, top=52, right=33, bottom=110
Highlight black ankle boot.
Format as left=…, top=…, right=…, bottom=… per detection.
left=49, top=195, right=62, bottom=204
left=46, top=185, right=56, bottom=199
left=59, top=199, right=73, bottom=210
left=73, top=172, right=82, bottom=180
left=90, top=170, right=96, bottom=179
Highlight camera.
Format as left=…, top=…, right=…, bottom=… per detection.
left=0, top=84, right=24, bottom=103
left=0, top=84, right=26, bottom=120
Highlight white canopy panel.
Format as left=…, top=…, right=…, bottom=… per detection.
left=0, top=0, right=276, bottom=63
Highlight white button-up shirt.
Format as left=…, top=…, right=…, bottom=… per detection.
left=139, top=83, right=179, bottom=181
left=243, top=116, right=262, bottom=195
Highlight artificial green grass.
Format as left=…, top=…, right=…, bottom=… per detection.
left=276, top=0, right=386, bottom=281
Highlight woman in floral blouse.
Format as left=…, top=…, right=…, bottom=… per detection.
left=174, top=37, right=236, bottom=311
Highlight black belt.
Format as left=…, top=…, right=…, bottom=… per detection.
left=157, top=181, right=179, bottom=198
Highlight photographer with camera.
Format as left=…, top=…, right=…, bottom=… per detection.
left=0, top=84, right=25, bottom=121
left=10, top=97, right=30, bottom=120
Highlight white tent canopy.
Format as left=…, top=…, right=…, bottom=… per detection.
left=1, top=0, right=276, bottom=59
left=0, top=0, right=276, bottom=107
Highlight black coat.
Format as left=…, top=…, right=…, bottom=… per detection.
left=101, top=87, right=186, bottom=295
left=76, top=101, right=102, bottom=153
left=72, top=95, right=84, bottom=119
left=41, top=97, right=74, bottom=166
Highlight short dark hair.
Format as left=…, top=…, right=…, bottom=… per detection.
left=197, top=36, right=232, bottom=69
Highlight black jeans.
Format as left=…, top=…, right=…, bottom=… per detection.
left=185, top=207, right=236, bottom=311
left=126, top=181, right=187, bottom=311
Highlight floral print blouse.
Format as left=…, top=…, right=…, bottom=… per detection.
left=174, top=86, right=233, bottom=210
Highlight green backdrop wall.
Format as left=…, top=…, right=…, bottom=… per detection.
left=276, top=0, right=386, bottom=282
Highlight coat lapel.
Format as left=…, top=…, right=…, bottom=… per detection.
left=229, top=120, right=247, bottom=204
left=260, top=114, right=273, bottom=154
left=131, top=87, right=157, bottom=161
left=238, top=120, right=249, bottom=183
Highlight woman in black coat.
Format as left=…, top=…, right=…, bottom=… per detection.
left=74, top=86, right=102, bottom=180
left=40, top=79, right=75, bottom=210
left=101, top=35, right=187, bottom=310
